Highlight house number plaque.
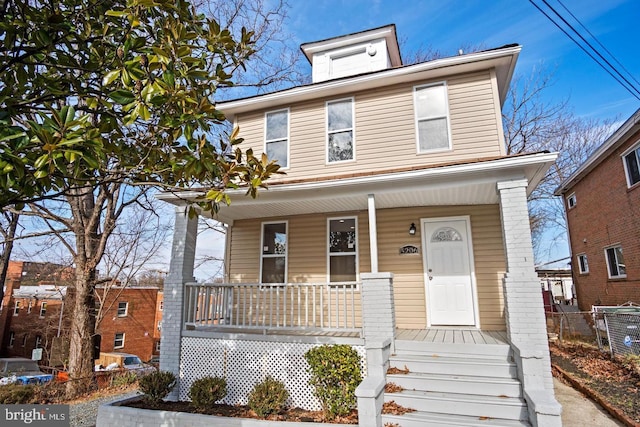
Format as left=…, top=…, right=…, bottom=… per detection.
left=399, top=245, right=419, bottom=255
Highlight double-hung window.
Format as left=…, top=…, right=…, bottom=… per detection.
left=261, top=222, right=287, bottom=283
left=35, top=335, right=42, bottom=349
left=577, top=253, right=589, bottom=274
left=414, top=83, right=451, bottom=152
left=327, top=98, right=355, bottom=163
left=605, top=245, right=626, bottom=279
left=39, top=302, right=47, bottom=318
left=8, top=331, right=14, bottom=348
left=13, top=301, right=20, bottom=316
left=328, top=217, right=357, bottom=282
left=623, top=143, right=640, bottom=187
left=114, top=332, right=125, bottom=349
left=117, top=302, right=128, bottom=317
left=265, top=109, right=289, bottom=168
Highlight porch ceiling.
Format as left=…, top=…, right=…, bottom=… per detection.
left=157, top=152, right=557, bottom=224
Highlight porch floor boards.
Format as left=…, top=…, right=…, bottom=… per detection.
left=396, top=328, right=509, bottom=345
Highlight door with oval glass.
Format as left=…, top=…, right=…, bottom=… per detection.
left=423, top=217, right=477, bottom=326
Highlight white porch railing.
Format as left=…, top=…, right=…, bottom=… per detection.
left=184, top=282, right=361, bottom=333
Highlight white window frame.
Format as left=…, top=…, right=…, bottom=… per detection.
left=622, top=140, right=640, bottom=188
left=264, top=108, right=290, bottom=169
left=577, top=253, right=589, bottom=274
left=567, top=193, right=577, bottom=209
left=27, top=300, right=32, bottom=314
left=604, top=244, right=626, bottom=279
left=413, top=82, right=452, bottom=154
left=326, top=216, right=359, bottom=283
left=114, top=332, right=125, bottom=349
left=159, top=300, right=163, bottom=311
left=326, top=97, right=356, bottom=164
left=21, top=334, right=27, bottom=347
left=39, top=301, right=47, bottom=318
left=13, top=301, right=20, bottom=316
left=34, top=335, right=42, bottom=349
left=259, top=221, right=288, bottom=284
left=155, top=340, right=161, bottom=352
left=117, top=302, right=128, bottom=317
left=8, top=331, right=14, bottom=348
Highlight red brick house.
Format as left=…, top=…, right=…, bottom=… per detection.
left=0, top=261, right=71, bottom=365
left=95, top=286, right=163, bottom=363
left=556, top=108, right=640, bottom=311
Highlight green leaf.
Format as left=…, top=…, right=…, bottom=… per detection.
left=109, top=89, right=136, bottom=105
left=102, top=70, right=121, bottom=86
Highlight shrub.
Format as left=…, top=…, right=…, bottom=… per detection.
left=188, top=376, right=227, bottom=412
left=248, top=376, right=289, bottom=418
left=304, top=344, right=362, bottom=420
left=138, top=371, right=176, bottom=406
left=113, top=371, right=138, bottom=387
left=0, top=384, right=36, bottom=404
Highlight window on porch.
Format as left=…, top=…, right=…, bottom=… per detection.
left=328, top=217, right=357, bottom=282
left=261, top=222, right=288, bottom=283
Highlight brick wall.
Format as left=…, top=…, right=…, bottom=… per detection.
left=96, top=287, right=162, bottom=363
left=565, top=129, right=640, bottom=310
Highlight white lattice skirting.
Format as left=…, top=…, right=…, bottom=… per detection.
left=180, top=337, right=366, bottom=410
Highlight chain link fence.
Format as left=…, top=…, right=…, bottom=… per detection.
left=546, top=309, right=596, bottom=343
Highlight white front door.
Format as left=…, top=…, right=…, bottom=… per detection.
left=423, top=217, right=476, bottom=326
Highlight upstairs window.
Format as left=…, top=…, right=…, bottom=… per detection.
left=13, top=301, right=20, bottom=316
left=117, top=302, right=128, bottom=317
left=261, top=222, right=287, bottom=283
left=327, top=98, right=355, bottom=163
left=328, top=217, right=358, bottom=282
left=265, top=109, right=289, bottom=168
left=414, top=83, right=451, bottom=153
left=577, top=253, right=589, bottom=274
left=605, top=245, right=626, bottom=279
left=567, top=193, right=576, bottom=209
left=623, top=143, right=640, bottom=187
left=27, top=300, right=32, bottom=314
left=39, top=302, right=47, bottom=318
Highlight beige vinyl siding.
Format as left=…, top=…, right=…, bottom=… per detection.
left=228, top=205, right=506, bottom=331
left=232, top=71, right=504, bottom=182
left=376, top=205, right=506, bottom=330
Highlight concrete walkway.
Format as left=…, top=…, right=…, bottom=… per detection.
left=554, top=378, right=624, bottom=426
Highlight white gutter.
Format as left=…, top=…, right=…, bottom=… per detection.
left=218, top=45, right=521, bottom=117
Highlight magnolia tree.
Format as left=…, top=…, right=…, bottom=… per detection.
left=0, top=0, right=281, bottom=396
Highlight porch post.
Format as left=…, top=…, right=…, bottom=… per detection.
left=161, top=205, right=198, bottom=401
left=367, top=194, right=379, bottom=273
left=497, top=179, right=561, bottom=426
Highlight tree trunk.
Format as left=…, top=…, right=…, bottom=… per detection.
left=0, top=212, right=19, bottom=304
left=66, top=262, right=97, bottom=398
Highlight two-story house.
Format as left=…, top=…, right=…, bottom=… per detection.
left=556, top=108, right=640, bottom=311
left=158, top=25, right=561, bottom=426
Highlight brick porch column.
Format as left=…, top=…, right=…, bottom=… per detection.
left=497, top=179, right=553, bottom=392
left=161, top=205, right=198, bottom=401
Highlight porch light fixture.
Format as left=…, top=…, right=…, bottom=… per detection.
left=409, top=223, right=416, bottom=235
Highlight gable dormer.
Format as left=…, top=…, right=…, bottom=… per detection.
left=301, top=24, right=402, bottom=83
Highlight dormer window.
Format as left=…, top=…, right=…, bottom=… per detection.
left=414, top=83, right=452, bottom=153
left=327, top=98, right=355, bottom=163
left=265, top=109, right=289, bottom=169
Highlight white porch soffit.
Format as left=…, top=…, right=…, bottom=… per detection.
left=157, top=152, right=557, bottom=224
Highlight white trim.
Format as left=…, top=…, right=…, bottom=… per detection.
left=114, top=332, right=125, bottom=349
left=621, top=139, right=640, bottom=188
left=604, top=244, right=626, bottom=279
left=39, top=301, right=47, bottom=318
left=367, top=194, right=378, bottom=273
left=567, top=193, right=577, bottom=209
left=577, top=253, right=589, bottom=274
left=326, top=97, right=356, bottom=164
left=264, top=108, right=290, bottom=170
left=8, top=331, right=14, bottom=348
left=326, top=216, right=359, bottom=283
left=259, top=220, right=288, bottom=284
left=413, top=82, right=452, bottom=154
left=117, top=301, right=128, bottom=317
left=421, top=216, right=479, bottom=328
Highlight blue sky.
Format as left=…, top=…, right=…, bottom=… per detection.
left=288, top=0, right=639, bottom=121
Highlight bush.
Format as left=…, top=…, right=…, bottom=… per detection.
left=248, top=376, right=289, bottom=418
left=138, top=371, right=176, bottom=406
left=304, top=344, right=362, bottom=420
left=113, top=371, right=138, bottom=387
left=188, top=376, right=227, bottom=412
left=0, top=384, right=36, bottom=404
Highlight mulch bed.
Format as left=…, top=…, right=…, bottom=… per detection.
left=124, top=399, right=358, bottom=424
left=550, top=341, right=640, bottom=426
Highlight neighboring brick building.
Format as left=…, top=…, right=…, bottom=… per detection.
left=556, top=108, right=640, bottom=311
left=95, top=286, right=163, bottom=363
left=0, top=261, right=72, bottom=365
